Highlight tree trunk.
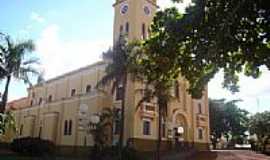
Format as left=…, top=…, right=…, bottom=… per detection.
left=0, top=75, right=11, bottom=113
left=157, top=104, right=162, bottom=160
left=263, top=136, right=270, bottom=153
left=119, top=74, right=127, bottom=159
left=156, top=97, right=165, bottom=160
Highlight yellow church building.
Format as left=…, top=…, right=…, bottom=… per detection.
left=8, top=0, right=210, bottom=151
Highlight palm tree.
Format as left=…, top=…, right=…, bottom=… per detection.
left=137, top=81, right=173, bottom=160
left=97, top=36, right=132, bottom=157
left=89, top=108, right=120, bottom=150
left=130, top=39, right=179, bottom=160
left=0, top=34, right=40, bottom=112
left=0, top=111, right=16, bottom=142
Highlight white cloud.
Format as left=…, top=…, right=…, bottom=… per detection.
left=208, top=68, right=270, bottom=113
left=30, top=12, right=45, bottom=23
left=157, top=0, right=193, bottom=13
left=36, top=24, right=112, bottom=79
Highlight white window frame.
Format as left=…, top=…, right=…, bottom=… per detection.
left=142, top=118, right=151, bottom=136
left=197, top=127, right=204, bottom=140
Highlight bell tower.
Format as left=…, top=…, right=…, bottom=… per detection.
left=113, top=0, right=158, bottom=43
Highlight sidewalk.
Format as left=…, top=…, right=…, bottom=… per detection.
left=191, top=150, right=270, bottom=160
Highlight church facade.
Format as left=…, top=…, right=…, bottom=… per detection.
left=9, top=0, right=210, bottom=151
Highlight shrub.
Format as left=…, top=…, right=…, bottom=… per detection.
left=89, top=146, right=148, bottom=160
left=10, top=137, right=55, bottom=156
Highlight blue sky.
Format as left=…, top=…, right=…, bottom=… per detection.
left=0, top=0, right=269, bottom=114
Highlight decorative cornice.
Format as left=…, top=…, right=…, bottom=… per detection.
left=30, top=61, right=106, bottom=89
left=113, top=0, right=127, bottom=7
left=113, top=0, right=159, bottom=8
left=146, top=0, right=159, bottom=8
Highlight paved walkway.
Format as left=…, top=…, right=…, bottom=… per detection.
left=192, top=150, right=270, bottom=160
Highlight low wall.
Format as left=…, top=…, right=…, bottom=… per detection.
left=193, top=142, right=210, bottom=150
left=129, top=138, right=210, bottom=152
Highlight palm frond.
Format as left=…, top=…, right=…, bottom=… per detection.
left=102, top=48, right=113, bottom=60
left=37, top=70, right=45, bottom=84
left=0, top=65, right=7, bottom=79
left=136, top=88, right=156, bottom=111
left=14, top=40, right=35, bottom=55
left=23, top=57, right=40, bottom=66
left=96, top=72, right=115, bottom=89
left=0, top=45, right=7, bottom=55
left=5, top=36, right=13, bottom=51
left=13, top=66, right=40, bottom=85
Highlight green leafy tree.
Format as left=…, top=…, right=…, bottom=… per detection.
left=209, top=99, right=249, bottom=148
left=249, top=111, right=270, bottom=152
left=142, top=0, right=270, bottom=98
left=0, top=33, right=40, bottom=112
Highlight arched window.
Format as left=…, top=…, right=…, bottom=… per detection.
left=69, top=120, right=73, bottom=135
left=198, top=128, right=203, bottom=140
left=64, top=120, right=68, bottom=135
left=86, top=85, right=92, bottom=93
left=116, top=85, right=123, bottom=101
left=143, top=120, right=151, bottom=135
left=162, top=117, right=166, bottom=138
left=38, top=98, right=42, bottom=105
left=48, top=95, right=52, bottom=102
left=20, top=125, right=24, bottom=136
left=198, top=103, right=202, bottom=114
left=71, top=89, right=76, bottom=96
left=64, top=120, right=73, bottom=136
left=39, top=126, right=42, bottom=138
left=113, top=119, right=121, bottom=135
left=175, top=81, right=180, bottom=98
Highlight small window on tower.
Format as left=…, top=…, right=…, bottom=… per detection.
left=198, top=103, right=202, bottom=114
left=125, top=22, right=129, bottom=34
left=142, top=23, right=146, bottom=39
left=120, top=25, right=124, bottom=34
